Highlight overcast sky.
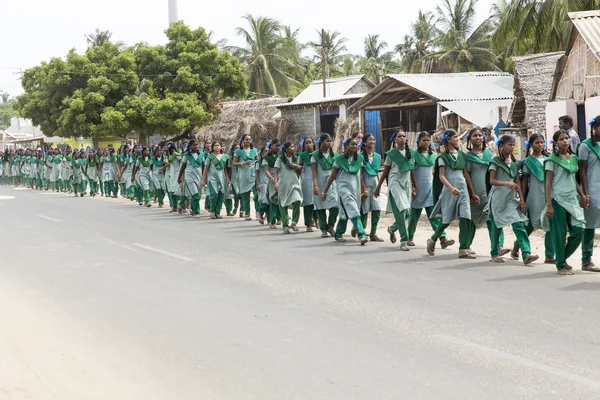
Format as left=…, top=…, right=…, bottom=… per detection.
left=1, top=0, right=496, bottom=97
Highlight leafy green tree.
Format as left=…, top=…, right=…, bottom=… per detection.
left=17, top=22, right=247, bottom=143
left=229, top=15, right=300, bottom=96
left=492, top=0, right=600, bottom=57
left=358, top=34, right=397, bottom=83
left=308, top=30, right=349, bottom=77
left=0, top=101, right=17, bottom=130
left=432, top=0, right=499, bottom=72
left=0, top=91, right=10, bottom=103
left=86, top=29, right=125, bottom=48
left=396, top=11, right=439, bottom=72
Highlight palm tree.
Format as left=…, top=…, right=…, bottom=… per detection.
left=0, top=91, right=9, bottom=103
left=396, top=11, right=439, bottom=72
left=431, top=0, right=499, bottom=72
left=492, top=0, right=600, bottom=56
left=85, top=29, right=124, bottom=48
left=359, top=34, right=394, bottom=83
left=229, top=15, right=301, bottom=96
left=308, top=30, right=348, bottom=77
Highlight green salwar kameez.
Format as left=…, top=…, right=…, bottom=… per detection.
left=275, top=155, right=303, bottom=229
left=542, top=155, right=585, bottom=270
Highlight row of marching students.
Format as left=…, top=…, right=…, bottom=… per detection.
left=419, top=118, right=600, bottom=276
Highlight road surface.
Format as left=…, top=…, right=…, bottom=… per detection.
left=1, top=186, right=600, bottom=399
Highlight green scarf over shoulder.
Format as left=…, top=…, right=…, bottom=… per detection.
left=410, top=148, right=437, bottom=167
left=438, top=151, right=466, bottom=170
left=546, top=153, right=579, bottom=173
left=207, top=153, right=228, bottom=170
left=386, top=148, right=414, bottom=172
left=297, top=151, right=312, bottom=167
left=334, top=153, right=363, bottom=174
left=582, top=138, right=600, bottom=161
left=184, top=152, right=204, bottom=168
left=490, top=156, right=520, bottom=178
left=311, top=150, right=335, bottom=170
left=234, top=147, right=258, bottom=162
left=522, top=155, right=545, bottom=182
left=362, top=151, right=382, bottom=176
left=465, top=149, right=492, bottom=165
left=262, top=153, right=278, bottom=168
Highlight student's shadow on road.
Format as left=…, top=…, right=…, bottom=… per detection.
left=559, top=282, right=600, bottom=292
left=486, top=270, right=559, bottom=282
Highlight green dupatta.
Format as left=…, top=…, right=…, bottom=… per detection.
left=545, top=153, right=579, bottom=173
left=362, top=151, right=382, bottom=176
left=234, top=147, right=258, bottom=162
left=465, top=149, right=492, bottom=165
left=207, top=153, right=228, bottom=170
left=432, top=151, right=466, bottom=204
left=489, top=156, right=520, bottom=178
left=311, top=150, right=335, bottom=170
left=410, top=148, right=437, bottom=167
left=386, top=148, right=414, bottom=172
left=581, top=138, right=600, bottom=161
left=137, top=156, right=151, bottom=168
left=297, top=151, right=312, bottom=167
left=262, top=153, right=278, bottom=168
left=184, top=152, right=204, bottom=168
left=522, top=156, right=545, bottom=182
left=334, top=153, right=363, bottom=174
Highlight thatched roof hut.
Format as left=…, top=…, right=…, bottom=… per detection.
left=196, top=97, right=295, bottom=146
left=509, top=52, right=563, bottom=133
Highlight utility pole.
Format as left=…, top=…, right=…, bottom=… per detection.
left=321, top=29, right=327, bottom=98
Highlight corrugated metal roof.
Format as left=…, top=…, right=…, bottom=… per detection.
left=387, top=72, right=514, bottom=101
left=277, top=75, right=374, bottom=108
left=569, top=11, right=600, bottom=62
left=439, top=99, right=513, bottom=127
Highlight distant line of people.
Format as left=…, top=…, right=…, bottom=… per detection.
left=2, top=114, right=600, bottom=275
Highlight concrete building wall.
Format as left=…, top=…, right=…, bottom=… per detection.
left=282, top=108, right=320, bottom=136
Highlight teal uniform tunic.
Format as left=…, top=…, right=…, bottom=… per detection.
left=275, top=156, right=303, bottom=207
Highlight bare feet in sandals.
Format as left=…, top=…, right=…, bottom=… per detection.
left=558, top=268, right=574, bottom=275
left=582, top=262, right=600, bottom=272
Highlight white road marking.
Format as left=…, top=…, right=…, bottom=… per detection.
left=37, top=215, right=62, bottom=223
left=0, top=195, right=15, bottom=200
left=132, top=243, right=193, bottom=262
left=436, top=334, right=600, bottom=389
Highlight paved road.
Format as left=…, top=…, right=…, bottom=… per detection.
left=1, top=186, right=600, bottom=400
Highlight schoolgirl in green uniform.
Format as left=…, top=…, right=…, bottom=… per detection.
left=50, top=148, right=62, bottom=191
left=85, top=151, right=100, bottom=196
left=427, top=129, right=473, bottom=258
left=323, top=137, right=368, bottom=245
left=202, top=141, right=230, bottom=219
left=178, top=139, right=204, bottom=216
left=233, top=134, right=258, bottom=221
left=358, top=134, right=382, bottom=242
left=463, top=128, right=508, bottom=256
left=312, top=133, right=339, bottom=238
left=254, top=145, right=269, bottom=224
left=298, top=138, right=317, bottom=232
left=0, top=151, right=4, bottom=185
left=100, top=148, right=120, bottom=198
left=262, top=139, right=281, bottom=228
left=150, top=146, right=167, bottom=208
left=407, top=132, right=451, bottom=248
left=132, top=146, right=153, bottom=207
left=515, top=134, right=555, bottom=263
left=578, top=117, right=600, bottom=272
left=63, top=147, right=74, bottom=193
left=543, top=130, right=588, bottom=275
left=274, top=142, right=303, bottom=234
left=80, top=150, right=88, bottom=195
left=486, top=135, right=538, bottom=265
left=202, top=139, right=213, bottom=212
left=375, top=130, right=415, bottom=251
left=164, top=143, right=182, bottom=212
left=226, top=144, right=241, bottom=216
left=71, top=150, right=84, bottom=197
left=97, top=148, right=105, bottom=196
